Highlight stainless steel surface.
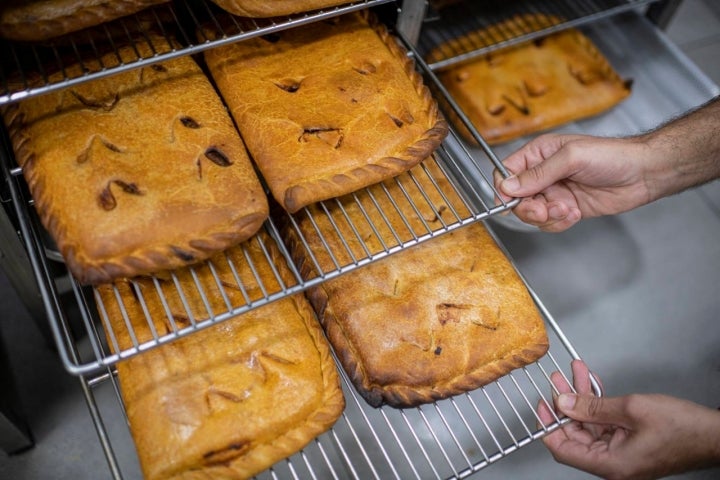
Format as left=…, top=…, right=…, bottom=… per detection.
left=0, top=326, right=34, bottom=454
left=0, top=203, right=46, bottom=331
left=647, top=0, right=685, bottom=27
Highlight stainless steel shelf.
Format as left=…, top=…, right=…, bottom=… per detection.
left=0, top=0, right=395, bottom=105
left=84, top=316, right=596, bottom=479
left=0, top=0, right=531, bottom=376
left=0, top=1, right=627, bottom=478
left=418, top=0, right=660, bottom=70
left=0, top=124, right=517, bottom=377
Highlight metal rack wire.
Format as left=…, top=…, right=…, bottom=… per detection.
left=417, top=0, right=659, bottom=70
left=84, top=323, right=596, bottom=479
left=0, top=0, right=621, bottom=478
left=0, top=0, right=395, bottom=105
left=0, top=0, right=659, bottom=105
left=0, top=123, right=516, bottom=376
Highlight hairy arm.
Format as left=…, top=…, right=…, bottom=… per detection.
left=496, top=96, right=720, bottom=231
left=642, top=96, right=720, bottom=201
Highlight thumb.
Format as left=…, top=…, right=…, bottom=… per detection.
left=556, top=393, right=631, bottom=429
left=499, top=154, right=570, bottom=198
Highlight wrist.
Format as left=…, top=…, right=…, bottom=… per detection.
left=635, top=134, right=689, bottom=202
left=638, top=97, right=720, bottom=201
left=696, top=406, right=720, bottom=467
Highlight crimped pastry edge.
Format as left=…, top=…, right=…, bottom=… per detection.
left=285, top=217, right=549, bottom=409
left=1, top=37, right=269, bottom=285
left=281, top=10, right=449, bottom=213
left=103, top=239, right=345, bottom=479
left=427, top=13, right=631, bottom=146
left=201, top=9, right=449, bottom=214
left=305, top=263, right=549, bottom=409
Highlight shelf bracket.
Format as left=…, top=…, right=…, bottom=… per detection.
left=396, top=0, right=428, bottom=46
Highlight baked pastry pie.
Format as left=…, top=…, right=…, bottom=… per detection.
left=285, top=159, right=549, bottom=407
left=207, top=0, right=350, bottom=17
left=96, top=231, right=344, bottom=479
left=202, top=10, right=448, bottom=213
left=0, top=0, right=169, bottom=42
left=428, top=15, right=632, bottom=145
left=2, top=36, right=268, bottom=284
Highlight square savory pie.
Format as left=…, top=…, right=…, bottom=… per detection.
left=284, top=159, right=549, bottom=407
left=202, top=10, right=448, bottom=213
left=2, top=36, right=268, bottom=284
left=428, top=14, right=632, bottom=145
left=96, top=231, right=344, bottom=479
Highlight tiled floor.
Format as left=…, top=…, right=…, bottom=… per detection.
left=1, top=1, right=719, bottom=479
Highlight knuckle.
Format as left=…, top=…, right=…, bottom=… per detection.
left=526, top=165, right=546, bottom=184
left=561, top=140, right=589, bottom=171
left=621, top=393, right=644, bottom=417
left=584, top=396, right=604, bottom=418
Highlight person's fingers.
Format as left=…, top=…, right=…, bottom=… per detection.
left=499, top=147, right=577, bottom=199
left=570, top=359, right=604, bottom=397
left=511, top=197, right=550, bottom=225
left=500, top=133, right=568, bottom=176
left=493, top=169, right=513, bottom=204
left=511, top=198, right=581, bottom=232
left=537, top=370, right=570, bottom=427
left=537, top=395, right=558, bottom=426
left=535, top=207, right=582, bottom=233
left=499, top=132, right=590, bottom=200
left=499, top=142, right=540, bottom=178
left=540, top=416, right=598, bottom=452
left=535, top=182, right=582, bottom=228
left=569, top=360, right=592, bottom=394
left=549, top=370, right=572, bottom=394
left=555, top=394, right=633, bottom=430
left=566, top=360, right=608, bottom=439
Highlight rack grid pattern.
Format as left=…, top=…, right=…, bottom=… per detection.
left=418, top=0, right=658, bottom=70
left=0, top=0, right=395, bottom=105
left=84, top=299, right=594, bottom=480
left=0, top=0, right=628, bottom=478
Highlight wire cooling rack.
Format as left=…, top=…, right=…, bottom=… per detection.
left=0, top=1, right=616, bottom=478
left=82, top=326, right=596, bottom=479
left=417, top=0, right=658, bottom=70
left=0, top=0, right=395, bottom=105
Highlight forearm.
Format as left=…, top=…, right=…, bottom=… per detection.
left=692, top=405, right=720, bottom=472
left=639, top=96, right=720, bottom=201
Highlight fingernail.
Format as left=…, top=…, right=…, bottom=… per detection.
left=548, top=205, right=563, bottom=219
left=501, top=176, right=519, bottom=194
left=557, top=393, right=576, bottom=410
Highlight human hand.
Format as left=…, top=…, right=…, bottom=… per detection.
left=494, top=133, right=654, bottom=232
left=538, top=360, right=720, bottom=480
